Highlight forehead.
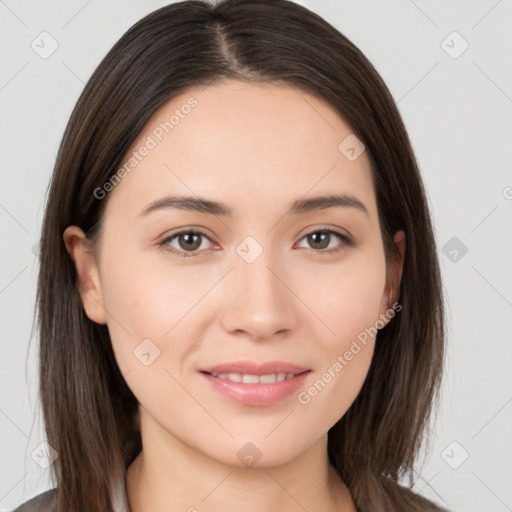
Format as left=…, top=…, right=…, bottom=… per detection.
left=104, top=79, right=376, bottom=221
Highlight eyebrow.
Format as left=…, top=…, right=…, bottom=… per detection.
left=139, top=193, right=369, bottom=218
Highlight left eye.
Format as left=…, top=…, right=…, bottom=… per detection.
left=296, top=229, right=349, bottom=253
left=159, top=228, right=351, bottom=258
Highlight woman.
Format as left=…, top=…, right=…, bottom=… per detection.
left=14, top=0, right=448, bottom=510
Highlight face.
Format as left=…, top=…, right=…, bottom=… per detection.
left=65, top=79, right=404, bottom=468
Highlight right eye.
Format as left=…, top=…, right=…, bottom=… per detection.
left=159, top=230, right=213, bottom=258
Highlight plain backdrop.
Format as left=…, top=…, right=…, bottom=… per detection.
left=1, top=1, right=511, bottom=511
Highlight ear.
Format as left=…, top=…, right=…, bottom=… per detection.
left=63, top=226, right=107, bottom=324
left=378, top=230, right=405, bottom=325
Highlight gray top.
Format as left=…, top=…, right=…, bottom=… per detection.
left=11, top=489, right=57, bottom=512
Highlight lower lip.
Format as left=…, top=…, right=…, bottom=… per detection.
left=200, top=371, right=310, bottom=406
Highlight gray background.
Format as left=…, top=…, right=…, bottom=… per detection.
left=1, top=0, right=511, bottom=511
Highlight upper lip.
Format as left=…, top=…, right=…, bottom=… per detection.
left=200, top=361, right=310, bottom=376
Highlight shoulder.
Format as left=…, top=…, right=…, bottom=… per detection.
left=11, top=489, right=57, bottom=512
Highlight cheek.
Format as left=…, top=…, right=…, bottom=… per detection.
left=297, top=343, right=374, bottom=440
left=100, top=261, right=199, bottom=421
left=97, top=251, right=180, bottom=371
left=292, top=253, right=385, bottom=420
left=294, top=250, right=387, bottom=349
left=295, top=273, right=383, bottom=430
left=99, top=247, right=221, bottom=386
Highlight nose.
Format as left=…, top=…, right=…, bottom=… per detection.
left=220, top=248, right=298, bottom=341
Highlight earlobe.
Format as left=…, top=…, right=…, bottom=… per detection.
left=63, top=226, right=108, bottom=325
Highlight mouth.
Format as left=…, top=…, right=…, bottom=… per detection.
left=204, top=371, right=301, bottom=383
left=200, top=360, right=310, bottom=376
left=199, top=361, right=311, bottom=406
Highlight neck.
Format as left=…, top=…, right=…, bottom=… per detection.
left=126, top=414, right=355, bottom=512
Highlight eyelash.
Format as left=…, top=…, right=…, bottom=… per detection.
left=158, top=227, right=353, bottom=258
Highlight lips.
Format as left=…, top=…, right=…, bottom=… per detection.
left=199, top=360, right=311, bottom=406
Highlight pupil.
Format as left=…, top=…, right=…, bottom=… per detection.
left=181, top=233, right=200, bottom=250
left=309, top=231, right=328, bottom=249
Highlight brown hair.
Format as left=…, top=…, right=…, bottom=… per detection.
left=36, top=0, right=447, bottom=510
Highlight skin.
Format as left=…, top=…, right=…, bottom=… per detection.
left=64, top=79, right=405, bottom=512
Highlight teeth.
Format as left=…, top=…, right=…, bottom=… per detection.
left=242, top=374, right=260, bottom=384
left=210, top=372, right=296, bottom=383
